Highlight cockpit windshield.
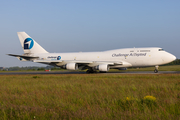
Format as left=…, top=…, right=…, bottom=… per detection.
left=159, top=49, right=164, bottom=51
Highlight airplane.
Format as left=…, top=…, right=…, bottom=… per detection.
left=8, top=32, right=176, bottom=73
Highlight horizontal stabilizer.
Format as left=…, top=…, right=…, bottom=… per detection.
left=7, top=54, right=39, bottom=60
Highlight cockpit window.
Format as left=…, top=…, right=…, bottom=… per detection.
left=159, top=49, right=164, bottom=51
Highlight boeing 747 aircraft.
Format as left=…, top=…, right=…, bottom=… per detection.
left=8, top=32, right=176, bottom=73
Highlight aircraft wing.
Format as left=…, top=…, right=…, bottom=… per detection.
left=7, top=54, right=130, bottom=68
left=33, top=59, right=126, bottom=67
left=33, top=60, right=93, bottom=65
left=33, top=60, right=122, bottom=64
left=33, top=60, right=63, bottom=63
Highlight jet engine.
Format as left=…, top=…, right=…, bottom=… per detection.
left=65, top=63, right=78, bottom=70
left=95, top=64, right=110, bottom=72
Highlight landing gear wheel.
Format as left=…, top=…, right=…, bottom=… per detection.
left=154, top=69, right=158, bottom=73
left=154, top=65, right=159, bottom=73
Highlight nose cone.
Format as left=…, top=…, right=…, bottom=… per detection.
left=163, top=53, right=176, bottom=64
left=171, top=54, right=176, bottom=61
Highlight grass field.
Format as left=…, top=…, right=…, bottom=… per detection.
left=0, top=74, right=180, bottom=119
left=1, top=65, right=180, bottom=72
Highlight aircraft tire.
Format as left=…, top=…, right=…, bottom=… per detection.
left=154, top=69, right=158, bottom=73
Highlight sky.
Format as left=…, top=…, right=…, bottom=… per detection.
left=0, top=0, right=180, bottom=67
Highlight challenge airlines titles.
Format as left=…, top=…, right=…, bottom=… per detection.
left=112, top=53, right=147, bottom=57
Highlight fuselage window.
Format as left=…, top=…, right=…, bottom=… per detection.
left=140, top=50, right=150, bottom=52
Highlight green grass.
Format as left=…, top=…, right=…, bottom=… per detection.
left=0, top=74, right=179, bottom=119
left=1, top=65, right=180, bottom=72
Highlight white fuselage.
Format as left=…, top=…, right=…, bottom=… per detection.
left=34, top=47, right=176, bottom=68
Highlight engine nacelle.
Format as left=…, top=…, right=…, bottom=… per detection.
left=96, top=64, right=110, bottom=72
left=66, top=63, right=78, bottom=70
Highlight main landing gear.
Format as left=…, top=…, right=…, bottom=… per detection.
left=86, top=69, right=97, bottom=73
left=154, top=66, right=159, bottom=73
left=86, top=70, right=107, bottom=73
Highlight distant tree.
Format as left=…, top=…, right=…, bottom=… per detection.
left=37, top=68, right=45, bottom=71
left=51, top=67, right=62, bottom=70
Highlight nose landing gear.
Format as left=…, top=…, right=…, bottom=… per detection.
left=154, top=66, right=159, bottom=73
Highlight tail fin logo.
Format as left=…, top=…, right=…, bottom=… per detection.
left=24, top=38, right=34, bottom=49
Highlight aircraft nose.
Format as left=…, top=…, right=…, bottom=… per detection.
left=171, top=54, right=176, bottom=61
left=161, top=53, right=176, bottom=64
left=167, top=53, right=176, bottom=63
